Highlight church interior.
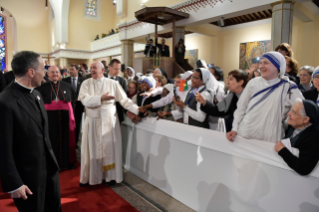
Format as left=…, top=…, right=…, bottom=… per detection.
left=1, top=0, right=319, bottom=211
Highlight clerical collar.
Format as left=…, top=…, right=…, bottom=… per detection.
left=14, top=79, right=34, bottom=93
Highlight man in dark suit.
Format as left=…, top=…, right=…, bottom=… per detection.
left=4, top=70, right=15, bottom=86
left=144, top=39, right=157, bottom=57
left=155, top=36, right=170, bottom=57
left=106, top=59, right=127, bottom=123
left=63, top=64, right=84, bottom=147
left=0, top=51, right=61, bottom=211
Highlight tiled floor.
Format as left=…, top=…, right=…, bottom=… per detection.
left=120, top=170, right=195, bottom=212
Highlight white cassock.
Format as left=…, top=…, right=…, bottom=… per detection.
left=78, top=77, right=138, bottom=184
left=232, top=77, right=304, bottom=142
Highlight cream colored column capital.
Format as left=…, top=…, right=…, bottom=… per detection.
left=271, top=0, right=295, bottom=8
left=121, top=39, right=134, bottom=44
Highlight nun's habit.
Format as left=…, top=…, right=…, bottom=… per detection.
left=278, top=99, right=319, bottom=175
left=232, top=51, right=304, bottom=142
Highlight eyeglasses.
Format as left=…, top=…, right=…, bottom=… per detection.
left=299, top=74, right=310, bottom=77
left=313, top=76, right=319, bottom=80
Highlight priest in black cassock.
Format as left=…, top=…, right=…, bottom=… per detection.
left=37, top=65, right=77, bottom=171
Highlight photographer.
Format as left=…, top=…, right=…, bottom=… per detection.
left=175, top=38, right=186, bottom=68
left=144, top=39, right=156, bottom=58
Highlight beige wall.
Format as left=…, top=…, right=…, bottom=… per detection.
left=219, top=23, right=272, bottom=75
left=67, top=0, right=118, bottom=50
left=182, top=16, right=319, bottom=78
left=0, top=0, right=51, bottom=53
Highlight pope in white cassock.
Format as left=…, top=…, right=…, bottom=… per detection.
left=78, top=61, right=139, bottom=185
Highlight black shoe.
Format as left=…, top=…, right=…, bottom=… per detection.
left=79, top=183, right=89, bottom=187
left=107, top=180, right=116, bottom=186
left=69, top=163, right=76, bottom=169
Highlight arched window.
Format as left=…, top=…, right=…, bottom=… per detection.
left=86, top=0, right=98, bottom=17
left=0, top=14, right=6, bottom=71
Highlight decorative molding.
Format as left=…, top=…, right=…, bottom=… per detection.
left=91, top=33, right=121, bottom=51
left=118, top=0, right=233, bottom=34
left=40, top=41, right=144, bottom=60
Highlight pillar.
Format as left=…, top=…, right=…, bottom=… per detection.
left=121, top=40, right=134, bottom=67
left=174, top=26, right=185, bottom=46
left=59, top=58, right=68, bottom=68
left=271, top=1, right=295, bottom=50
left=106, top=56, right=112, bottom=65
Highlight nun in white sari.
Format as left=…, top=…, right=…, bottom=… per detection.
left=227, top=52, right=304, bottom=142
left=126, top=67, right=135, bottom=81
left=172, top=68, right=225, bottom=131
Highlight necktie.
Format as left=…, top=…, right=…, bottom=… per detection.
left=72, top=78, right=76, bottom=90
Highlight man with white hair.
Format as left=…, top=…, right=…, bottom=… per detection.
left=78, top=61, right=140, bottom=186
left=227, top=52, right=304, bottom=142
left=37, top=65, right=77, bottom=171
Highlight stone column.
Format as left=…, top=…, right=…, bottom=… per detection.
left=121, top=40, right=134, bottom=67
left=271, top=1, right=295, bottom=50
left=59, top=58, right=68, bottom=68
left=174, top=26, right=185, bottom=46
left=106, top=56, right=112, bottom=65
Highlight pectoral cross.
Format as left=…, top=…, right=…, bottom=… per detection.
left=288, top=90, right=292, bottom=99
left=55, top=97, right=59, bottom=103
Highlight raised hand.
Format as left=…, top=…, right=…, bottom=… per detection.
left=195, top=90, right=206, bottom=105
left=139, top=92, right=152, bottom=99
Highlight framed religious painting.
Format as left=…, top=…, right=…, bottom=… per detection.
left=239, top=40, right=271, bottom=70
left=185, top=49, right=198, bottom=68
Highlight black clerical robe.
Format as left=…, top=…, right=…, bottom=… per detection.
left=37, top=81, right=77, bottom=171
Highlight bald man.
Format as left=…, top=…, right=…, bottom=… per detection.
left=78, top=61, right=140, bottom=186
left=37, top=65, right=77, bottom=171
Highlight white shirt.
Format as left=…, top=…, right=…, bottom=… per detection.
left=71, top=76, right=78, bottom=90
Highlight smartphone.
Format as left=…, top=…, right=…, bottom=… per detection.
left=173, top=87, right=178, bottom=99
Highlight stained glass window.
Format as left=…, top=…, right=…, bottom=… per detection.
left=0, top=16, right=6, bottom=71
left=86, top=0, right=98, bottom=17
